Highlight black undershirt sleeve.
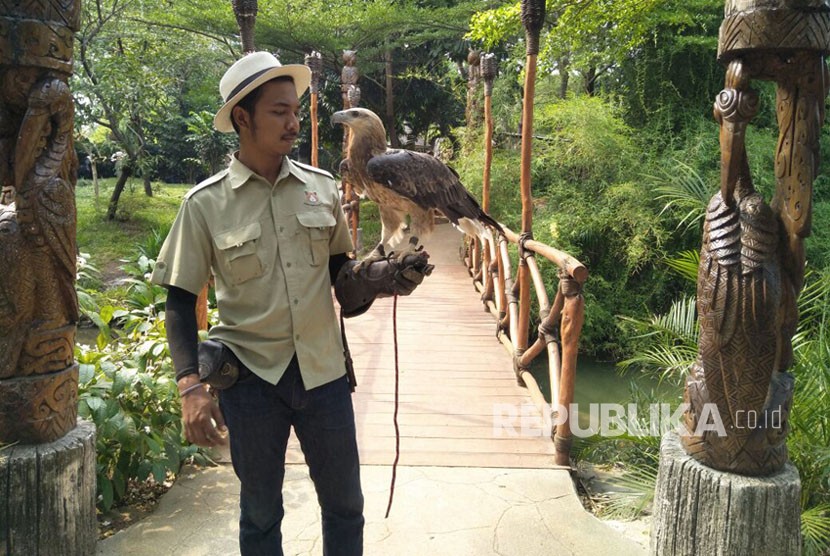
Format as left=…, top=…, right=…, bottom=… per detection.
left=165, top=285, right=199, bottom=381
left=329, top=252, right=350, bottom=283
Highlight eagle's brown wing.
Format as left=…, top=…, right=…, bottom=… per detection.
left=366, top=149, right=502, bottom=232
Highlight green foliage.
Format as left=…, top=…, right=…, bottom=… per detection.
left=185, top=110, right=237, bottom=175
left=614, top=266, right=830, bottom=553
left=664, top=250, right=699, bottom=284
left=75, top=178, right=188, bottom=273
left=76, top=271, right=206, bottom=513
left=618, top=295, right=698, bottom=385
left=456, top=89, right=678, bottom=355
left=650, top=160, right=713, bottom=234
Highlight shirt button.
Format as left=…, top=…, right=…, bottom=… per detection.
left=279, top=226, right=284, bottom=233
left=295, top=334, right=300, bottom=340
left=286, top=262, right=292, bottom=268
left=293, top=298, right=299, bottom=305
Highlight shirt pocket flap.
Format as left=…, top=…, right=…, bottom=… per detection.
left=297, top=211, right=336, bottom=229
left=214, top=222, right=262, bottom=256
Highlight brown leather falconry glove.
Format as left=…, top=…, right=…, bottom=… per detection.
left=335, top=248, right=434, bottom=317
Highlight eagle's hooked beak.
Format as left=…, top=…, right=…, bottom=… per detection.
left=331, top=110, right=349, bottom=127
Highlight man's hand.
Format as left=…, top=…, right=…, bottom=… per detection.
left=178, top=375, right=228, bottom=448
left=392, top=247, right=434, bottom=296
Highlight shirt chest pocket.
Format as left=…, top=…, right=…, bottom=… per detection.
left=214, top=222, right=264, bottom=285
left=296, top=211, right=335, bottom=266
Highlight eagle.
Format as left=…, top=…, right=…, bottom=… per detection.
left=331, top=108, right=502, bottom=261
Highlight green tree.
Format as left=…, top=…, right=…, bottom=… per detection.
left=74, top=0, right=230, bottom=219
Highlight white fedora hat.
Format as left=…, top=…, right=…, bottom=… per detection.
left=214, top=51, right=311, bottom=133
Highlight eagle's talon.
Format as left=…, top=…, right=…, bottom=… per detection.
left=353, top=243, right=387, bottom=273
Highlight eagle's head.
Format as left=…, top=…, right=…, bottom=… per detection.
left=331, top=108, right=386, bottom=135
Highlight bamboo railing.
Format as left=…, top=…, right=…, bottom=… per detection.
left=464, top=225, right=587, bottom=466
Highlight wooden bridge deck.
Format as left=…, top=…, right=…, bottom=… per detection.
left=287, top=223, right=556, bottom=468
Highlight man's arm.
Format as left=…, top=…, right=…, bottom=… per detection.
left=166, top=286, right=199, bottom=380
left=329, top=252, right=350, bottom=284
left=165, top=285, right=227, bottom=447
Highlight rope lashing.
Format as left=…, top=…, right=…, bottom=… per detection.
left=518, top=231, right=534, bottom=261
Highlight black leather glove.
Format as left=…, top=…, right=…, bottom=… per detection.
left=335, top=249, right=434, bottom=317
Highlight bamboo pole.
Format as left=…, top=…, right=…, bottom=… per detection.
left=305, top=52, right=322, bottom=168
left=502, top=227, right=588, bottom=284
left=196, top=284, right=209, bottom=331
left=480, top=54, right=498, bottom=301
left=310, top=96, right=319, bottom=167
left=555, top=290, right=585, bottom=466
left=525, top=256, right=549, bottom=312
left=341, top=51, right=360, bottom=247
left=517, top=0, right=545, bottom=353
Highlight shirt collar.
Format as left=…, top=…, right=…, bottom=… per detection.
left=228, top=154, right=307, bottom=189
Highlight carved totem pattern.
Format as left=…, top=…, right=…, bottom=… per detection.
left=0, top=0, right=81, bottom=443
left=682, top=0, right=830, bottom=475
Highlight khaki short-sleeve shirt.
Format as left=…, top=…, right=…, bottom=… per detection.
left=151, top=155, right=354, bottom=389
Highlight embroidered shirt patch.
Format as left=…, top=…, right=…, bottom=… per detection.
left=304, top=191, right=320, bottom=205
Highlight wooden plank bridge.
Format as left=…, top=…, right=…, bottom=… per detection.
left=285, top=223, right=557, bottom=468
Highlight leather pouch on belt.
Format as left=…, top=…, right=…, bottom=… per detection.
left=198, top=339, right=240, bottom=390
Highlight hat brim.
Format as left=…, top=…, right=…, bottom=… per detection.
left=214, top=64, right=311, bottom=133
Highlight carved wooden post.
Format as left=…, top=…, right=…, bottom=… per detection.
left=465, top=50, right=481, bottom=129
left=232, top=0, right=258, bottom=54
left=0, top=1, right=97, bottom=552
left=480, top=53, right=498, bottom=303
left=341, top=50, right=361, bottom=248
left=305, top=51, right=323, bottom=168
left=652, top=1, right=828, bottom=553
left=515, top=0, right=545, bottom=368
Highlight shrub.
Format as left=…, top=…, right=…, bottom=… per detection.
left=76, top=257, right=208, bottom=512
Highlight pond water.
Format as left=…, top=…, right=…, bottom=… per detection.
left=527, top=354, right=679, bottom=430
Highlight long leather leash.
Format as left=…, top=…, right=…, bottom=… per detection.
left=384, top=293, right=400, bottom=518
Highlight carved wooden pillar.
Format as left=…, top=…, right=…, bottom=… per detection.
left=681, top=0, right=830, bottom=476
left=341, top=50, right=360, bottom=247
left=305, top=51, right=323, bottom=168
left=232, top=0, right=258, bottom=54
left=0, top=3, right=97, bottom=552
left=0, top=0, right=82, bottom=445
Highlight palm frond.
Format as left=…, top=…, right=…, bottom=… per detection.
left=595, top=463, right=659, bottom=520
left=801, top=504, right=830, bottom=556
left=649, top=159, right=714, bottom=233
left=664, top=250, right=699, bottom=284
left=798, top=268, right=830, bottom=338
left=621, top=295, right=698, bottom=342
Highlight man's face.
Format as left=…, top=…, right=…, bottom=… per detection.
left=242, top=79, right=300, bottom=156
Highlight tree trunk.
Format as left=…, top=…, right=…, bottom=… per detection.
left=143, top=174, right=153, bottom=197
left=385, top=47, right=398, bottom=148
left=558, top=56, right=569, bottom=99
left=106, top=165, right=132, bottom=220
left=91, top=159, right=99, bottom=201
left=584, top=66, right=597, bottom=96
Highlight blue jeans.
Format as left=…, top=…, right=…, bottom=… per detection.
left=219, top=355, right=364, bottom=556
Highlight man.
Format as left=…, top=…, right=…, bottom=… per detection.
left=151, top=52, right=431, bottom=556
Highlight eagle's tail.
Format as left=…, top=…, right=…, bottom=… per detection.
left=476, top=211, right=504, bottom=236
